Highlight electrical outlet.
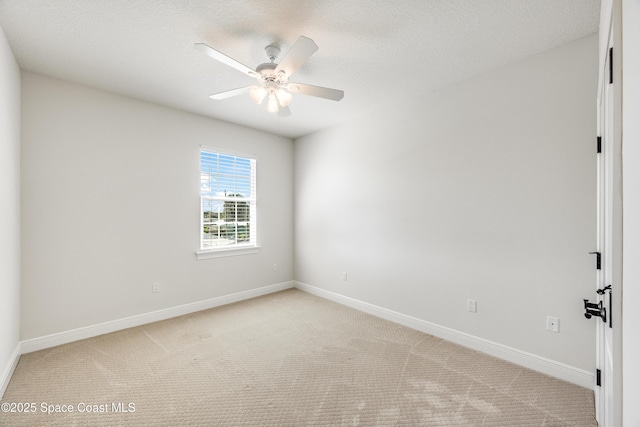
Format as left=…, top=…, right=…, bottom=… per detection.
left=273, top=263, right=278, bottom=272
left=546, top=316, right=559, bottom=332
left=341, top=272, right=348, bottom=281
left=152, top=282, right=160, bottom=293
left=467, top=299, right=477, bottom=313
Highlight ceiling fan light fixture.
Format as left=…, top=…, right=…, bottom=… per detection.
left=275, top=88, right=292, bottom=107
left=266, top=93, right=279, bottom=113
left=249, top=86, right=267, bottom=104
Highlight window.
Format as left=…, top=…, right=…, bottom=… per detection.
left=198, top=147, right=257, bottom=257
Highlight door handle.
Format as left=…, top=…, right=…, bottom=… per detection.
left=583, top=299, right=607, bottom=323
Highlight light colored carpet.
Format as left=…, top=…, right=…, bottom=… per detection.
left=1, top=289, right=596, bottom=426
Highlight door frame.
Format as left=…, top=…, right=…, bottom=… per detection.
left=620, top=0, right=640, bottom=424
left=595, top=0, right=614, bottom=425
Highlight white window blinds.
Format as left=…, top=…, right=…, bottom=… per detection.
left=200, top=148, right=256, bottom=250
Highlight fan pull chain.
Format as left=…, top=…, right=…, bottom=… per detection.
left=276, top=114, right=281, bottom=139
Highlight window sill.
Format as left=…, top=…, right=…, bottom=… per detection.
left=195, top=245, right=261, bottom=260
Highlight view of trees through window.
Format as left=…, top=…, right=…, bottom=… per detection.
left=200, top=149, right=256, bottom=249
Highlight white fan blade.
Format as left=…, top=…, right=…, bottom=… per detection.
left=274, top=36, right=318, bottom=78
left=278, top=105, right=292, bottom=117
left=195, top=43, right=259, bottom=79
left=287, top=83, right=344, bottom=101
left=209, top=86, right=252, bottom=100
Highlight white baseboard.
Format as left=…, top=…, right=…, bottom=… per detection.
left=0, top=342, right=21, bottom=399
left=16, top=280, right=593, bottom=389
left=294, top=281, right=594, bottom=389
left=21, top=281, right=295, bottom=354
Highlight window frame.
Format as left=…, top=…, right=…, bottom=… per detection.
left=196, top=146, right=259, bottom=260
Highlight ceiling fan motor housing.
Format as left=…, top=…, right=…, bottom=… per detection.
left=256, top=62, right=288, bottom=87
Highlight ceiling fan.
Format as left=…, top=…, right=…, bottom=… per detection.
left=194, top=36, right=344, bottom=116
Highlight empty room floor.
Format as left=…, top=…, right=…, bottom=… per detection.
left=1, top=289, right=596, bottom=426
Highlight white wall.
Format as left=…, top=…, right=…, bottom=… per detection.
left=622, top=0, right=640, bottom=423
left=295, top=35, right=598, bottom=372
left=0, top=24, right=21, bottom=396
left=20, top=72, right=294, bottom=340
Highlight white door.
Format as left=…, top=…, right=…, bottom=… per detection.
left=595, top=1, right=614, bottom=424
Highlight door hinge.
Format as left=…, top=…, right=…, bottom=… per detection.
left=597, top=136, right=602, bottom=153
left=589, top=252, right=601, bottom=270
left=609, top=47, right=613, bottom=84
left=596, top=369, right=602, bottom=386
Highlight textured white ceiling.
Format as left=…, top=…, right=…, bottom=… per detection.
left=0, top=0, right=600, bottom=139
